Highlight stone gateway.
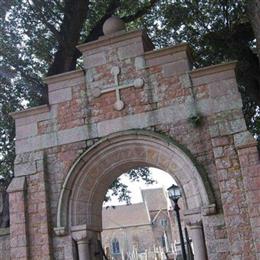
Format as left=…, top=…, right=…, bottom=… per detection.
left=4, top=17, right=260, bottom=259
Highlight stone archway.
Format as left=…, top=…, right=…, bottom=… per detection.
left=55, top=130, right=216, bottom=259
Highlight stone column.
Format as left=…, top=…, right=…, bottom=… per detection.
left=189, top=222, right=207, bottom=260
left=72, top=229, right=91, bottom=260
left=77, top=239, right=91, bottom=260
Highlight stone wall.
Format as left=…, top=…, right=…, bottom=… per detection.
left=8, top=23, right=260, bottom=260
left=0, top=228, right=10, bottom=260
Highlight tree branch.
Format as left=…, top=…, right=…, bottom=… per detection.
left=122, top=0, right=159, bottom=23
left=26, top=0, right=62, bottom=43
left=82, top=0, right=122, bottom=43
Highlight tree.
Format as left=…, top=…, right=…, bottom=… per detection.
left=247, top=0, right=260, bottom=66
left=104, top=167, right=155, bottom=205
left=0, top=0, right=160, bottom=206
left=0, top=0, right=260, bottom=200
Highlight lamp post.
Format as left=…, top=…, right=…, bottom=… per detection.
left=167, top=184, right=187, bottom=260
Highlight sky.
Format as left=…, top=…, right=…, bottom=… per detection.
left=103, top=167, right=176, bottom=206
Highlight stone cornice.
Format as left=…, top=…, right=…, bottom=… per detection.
left=144, top=43, right=192, bottom=60
left=77, top=30, right=153, bottom=53
left=44, top=69, right=84, bottom=85
left=7, top=176, right=26, bottom=193
left=191, top=61, right=237, bottom=78
left=10, top=104, right=50, bottom=120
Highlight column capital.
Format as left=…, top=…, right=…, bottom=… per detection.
left=71, top=224, right=95, bottom=242
left=202, top=203, right=216, bottom=216
left=72, top=230, right=89, bottom=242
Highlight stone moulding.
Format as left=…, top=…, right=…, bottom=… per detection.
left=191, top=61, right=237, bottom=78
left=43, top=69, right=84, bottom=86
left=55, top=129, right=216, bottom=236
left=7, top=176, right=26, bottom=193
left=77, top=30, right=154, bottom=53
left=144, top=42, right=193, bottom=63
left=10, top=104, right=50, bottom=120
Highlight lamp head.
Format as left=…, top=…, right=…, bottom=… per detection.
left=167, top=184, right=182, bottom=202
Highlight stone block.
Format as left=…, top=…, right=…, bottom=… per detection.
left=191, top=67, right=236, bottom=87
left=97, top=99, right=191, bottom=136
left=7, top=177, right=26, bottom=193
left=14, top=151, right=44, bottom=165
left=135, top=56, right=145, bottom=70
left=14, top=161, right=37, bottom=177
left=218, top=118, right=247, bottom=136
left=213, top=147, right=224, bottom=158
left=16, top=123, right=38, bottom=140
left=212, top=136, right=230, bottom=147
left=48, top=87, right=72, bottom=104
left=45, top=70, right=84, bottom=92
left=36, top=160, right=44, bottom=172
left=179, top=73, right=192, bottom=88
left=162, top=59, right=190, bottom=77
left=145, top=44, right=189, bottom=67
left=208, top=78, right=238, bottom=98
left=234, top=131, right=257, bottom=148
left=57, top=125, right=97, bottom=146
left=16, top=132, right=58, bottom=154
left=83, top=52, right=106, bottom=68
left=15, top=111, right=50, bottom=127
left=118, top=42, right=144, bottom=60
left=209, top=124, right=220, bottom=137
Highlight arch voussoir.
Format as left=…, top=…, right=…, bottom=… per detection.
left=55, top=130, right=216, bottom=233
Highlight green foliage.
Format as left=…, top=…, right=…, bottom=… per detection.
left=104, top=167, right=155, bottom=204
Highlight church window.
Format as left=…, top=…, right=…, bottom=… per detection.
left=161, top=235, right=166, bottom=247
left=160, top=218, right=167, bottom=227
left=112, top=238, right=120, bottom=254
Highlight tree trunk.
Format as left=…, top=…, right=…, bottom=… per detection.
left=47, top=0, right=89, bottom=76
left=247, top=0, right=260, bottom=66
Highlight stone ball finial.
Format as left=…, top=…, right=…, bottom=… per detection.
left=103, top=16, right=125, bottom=35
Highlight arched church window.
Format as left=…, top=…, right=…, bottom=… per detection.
left=111, top=238, right=120, bottom=254
left=161, top=235, right=166, bottom=247
left=160, top=218, right=168, bottom=227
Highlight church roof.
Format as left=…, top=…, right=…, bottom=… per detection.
left=141, top=188, right=168, bottom=211
left=102, top=203, right=150, bottom=229
left=102, top=188, right=169, bottom=230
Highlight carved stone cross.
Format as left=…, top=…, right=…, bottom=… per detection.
left=92, top=66, right=144, bottom=111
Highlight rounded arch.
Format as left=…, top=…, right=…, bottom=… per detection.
left=55, top=130, right=215, bottom=233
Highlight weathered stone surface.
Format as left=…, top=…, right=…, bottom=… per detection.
left=134, top=56, right=145, bottom=70
left=49, top=87, right=72, bottom=104
left=162, top=59, right=190, bottom=77
left=234, top=131, right=257, bottom=148
left=7, top=177, right=26, bottom=193
left=6, top=22, right=260, bottom=260
left=0, top=230, right=10, bottom=260
left=118, top=42, right=145, bottom=60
